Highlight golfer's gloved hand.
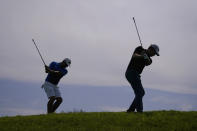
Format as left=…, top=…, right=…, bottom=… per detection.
left=143, top=53, right=149, bottom=60
left=45, top=65, right=50, bottom=73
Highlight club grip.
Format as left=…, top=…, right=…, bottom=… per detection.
left=132, top=17, right=135, bottom=20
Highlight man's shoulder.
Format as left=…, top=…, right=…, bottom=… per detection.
left=51, top=61, right=57, bottom=65
left=49, top=61, right=58, bottom=68
left=135, top=46, right=144, bottom=51
left=134, top=46, right=144, bottom=54
left=61, top=68, right=68, bottom=75
left=63, top=68, right=68, bottom=72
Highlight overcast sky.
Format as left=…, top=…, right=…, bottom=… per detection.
left=0, top=0, right=197, bottom=115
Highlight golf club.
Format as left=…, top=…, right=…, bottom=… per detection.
left=32, top=39, right=46, bottom=66
left=132, top=17, right=143, bottom=47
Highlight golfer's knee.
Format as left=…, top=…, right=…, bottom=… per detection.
left=136, top=92, right=145, bottom=98
left=56, top=97, right=63, bottom=104
left=142, top=90, right=145, bottom=96
left=141, top=92, right=145, bottom=97
left=48, top=96, right=56, bottom=104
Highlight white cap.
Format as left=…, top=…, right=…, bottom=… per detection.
left=63, top=58, right=71, bottom=66
left=150, top=44, right=160, bottom=56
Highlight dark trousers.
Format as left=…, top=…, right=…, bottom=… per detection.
left=125, top=70, right=145, bottom=112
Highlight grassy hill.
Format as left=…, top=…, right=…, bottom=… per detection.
left=0, top=111, right=197, bottom=131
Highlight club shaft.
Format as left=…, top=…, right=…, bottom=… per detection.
left=32, top=39, right=46, bottom=66
left=133, top=17, right=143, bottom=47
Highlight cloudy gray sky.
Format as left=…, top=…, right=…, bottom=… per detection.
left=0, top=0, right=197, bottom=116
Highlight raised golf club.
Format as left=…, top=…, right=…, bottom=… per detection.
left=132, top=17, right=143, bottom=47
left=32, top=39, right=46, bottom=66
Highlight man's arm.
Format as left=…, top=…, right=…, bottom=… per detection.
left=143, top=53, right=152, bottom=65
left=45, top=66, right=62, bottom=75
left=133, top=51, right=152, bottom=65
left=141, top=51, right=152, bottom=65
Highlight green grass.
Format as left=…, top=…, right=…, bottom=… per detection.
left=0, top=111, right=197, bottom=131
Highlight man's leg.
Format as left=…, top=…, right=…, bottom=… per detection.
left=43, top=82, right=56, bottom=114
left=127, top=86, right=144, bottom=112
left=126, top=71, right=138, bottom=112
left=135, top=87, right=145, bottom=112
left=52, top=97, right=63, bottom=112
left=47, top=96, right=56, bottom=113
left=127, top=97, right=137, bottom=112
left=127, top=73, right=145, bottom=112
